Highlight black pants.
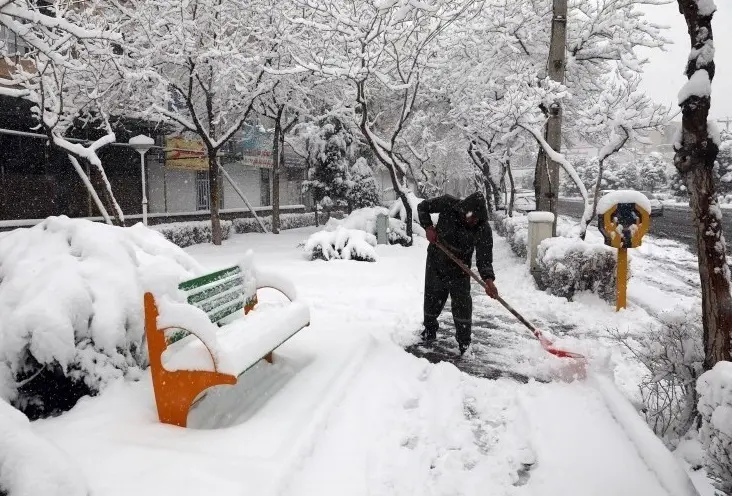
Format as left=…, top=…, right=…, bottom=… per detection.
left=423, top=257, right=472, bottom=345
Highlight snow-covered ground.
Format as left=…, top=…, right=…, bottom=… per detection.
left=26, top=224, right=712, bottom=495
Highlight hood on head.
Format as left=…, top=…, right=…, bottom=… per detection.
left=457, top=192, right=488, bottom=225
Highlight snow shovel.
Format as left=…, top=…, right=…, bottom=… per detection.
left=432, top=239, right=585, bottom=360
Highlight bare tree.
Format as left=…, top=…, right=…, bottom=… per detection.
left=674, top=0, right=732, bottom=369
left=111, top=0, right=273, bottom=244
left=1, top=0, right=127, bottom=225
left=291, top=0, right=478, bottom=244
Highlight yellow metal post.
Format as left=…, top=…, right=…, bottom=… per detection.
left=616, top=248, right=628, bottom=311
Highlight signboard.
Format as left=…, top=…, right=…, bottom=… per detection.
left=238, top=127, right=273, bottom=169
left=165, top=136, right=207, bottom=171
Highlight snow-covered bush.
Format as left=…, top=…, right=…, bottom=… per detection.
left=670, top=170, right=689, bottom=199
left=346, top=157, right=380, bottom=209
left=500, top=215, right=529, bottom=259
left=535, top=236, right=618, bottom=302
left=609, top=309, right=703, bottom=447
left=698, top=361, right=732, bottom=494
left=325, top=207, right=410, bottom=245
left=232, top=212, right=327, bottom=234
left=492, top=211, right=508, bottom=237
left=0, top=216, right=202, bottom=418
left=388, top=192, right=427, bottom=237
left=154, top=220, right=233, bottom=247
left=304, top=227, right=378, bottom=262
left=0, top=399, right=88, bottom=496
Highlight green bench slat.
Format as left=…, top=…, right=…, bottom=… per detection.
left=196, top=290, right=242, bottom=315
left=168, top=264, right=257, bottom=343
left=179, top=266, right=241, bottom=291
left=186, top=276, right=243, bottom=305
left=208, top=299, right=245, bottom=324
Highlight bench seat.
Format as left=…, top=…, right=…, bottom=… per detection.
left=163, top=300, right=310, bottom=375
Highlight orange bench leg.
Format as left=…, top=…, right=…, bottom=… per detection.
left=144, top=292, right=237, bottom=428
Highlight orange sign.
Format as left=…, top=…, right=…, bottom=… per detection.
left=165, top=136, right=208, bottom=170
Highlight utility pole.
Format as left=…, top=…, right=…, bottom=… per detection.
left=535, top=0, right=567, bottom=235
left=717, top=116, right=732, bottom=132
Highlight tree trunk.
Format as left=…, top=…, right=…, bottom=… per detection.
left=506, top=160, right=516, bottom=217
left=675, top=0, right=732, bottom=370
left=538, top=0, right=567, bottom=235
left=208, top=149, right=223, bottom=245
left=272, top=111, right=283, bottom=235
left=84, top=157, right=125, bottom=227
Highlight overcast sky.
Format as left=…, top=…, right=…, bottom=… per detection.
left=638, top=2, right=732, bottom=126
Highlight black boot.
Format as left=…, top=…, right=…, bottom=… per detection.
left=458, top=341, right=472, bottom=356
left=420, top=327, right=437, bottom=343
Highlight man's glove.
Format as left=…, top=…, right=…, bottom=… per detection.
left=484, top=279, right=498, bottom=299
left=425, top=226, right=438, bottom=244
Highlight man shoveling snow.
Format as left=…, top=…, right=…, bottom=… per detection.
left=417, top=191, right=498, bottom=355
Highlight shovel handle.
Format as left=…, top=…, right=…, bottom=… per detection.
left=432, top=240, right=541, bottom=336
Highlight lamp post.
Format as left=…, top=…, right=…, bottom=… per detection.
left=129, top=135, right=155, bottom=225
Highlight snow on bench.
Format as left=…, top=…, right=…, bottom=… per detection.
left=144, top=254, right=310, bottom=427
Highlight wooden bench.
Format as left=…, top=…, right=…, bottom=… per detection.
left=144, top=258, right=310, bottom=427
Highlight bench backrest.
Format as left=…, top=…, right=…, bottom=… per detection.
left=178, top=265, right=257, bottom=325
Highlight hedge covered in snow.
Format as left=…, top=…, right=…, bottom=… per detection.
left=501, top=215, right=529, bottom=259
left=154, top=219, right=234, bottom=248
left=0, top=216, right=202, bottom=418
left=232, top=212, right=328, bottom=234
left=153, top=212, right=329, bottom=248
left=535, top=236, right=619, bottom=302
left=0, top=399, right=88, bottom=496
left=697, top=361, right=732, bottom=494
left=304, top=227, right=378, bottom=262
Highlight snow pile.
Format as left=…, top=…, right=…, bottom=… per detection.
left=527, top=211, right=555, bottom=223
left=697, top=361, right=732, bottom=494
left=0, top=216, right=202, bottom=418
left=536, top=236, right=618, bottom=302
left=597, top=189, right=652, bottom=215
left=325, top=207, right=410, bottom=245
left=0, top=399, right=88, bottom=496
left=304, top=227, right=378, bottom=262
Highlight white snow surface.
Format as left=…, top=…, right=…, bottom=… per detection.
left=695, top=0, right=717, bottom=16
left=7, top=225, right=710, bottom=495
left=0, top=399, right=88, bottom=496
left=597, top=189, right=653, bottom=215
left=678, top=70, right=712, bottom=104
left=129, top=134, right=155, bottom=147
left=0, top=216, right=202, bottom=401
left=527, top=211, right=556, bottom=223
left=698, top=361, right=732, bottom=439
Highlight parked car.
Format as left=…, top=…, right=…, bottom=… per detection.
left=513, top=192, right=536, bottom=213
left=639, top=191, right=664, bottom=217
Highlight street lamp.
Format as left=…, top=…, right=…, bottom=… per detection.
left=129, top=134, right=155, bottom=225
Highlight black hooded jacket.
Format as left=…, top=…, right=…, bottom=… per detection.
left=417, top=192, right=495, bottom=282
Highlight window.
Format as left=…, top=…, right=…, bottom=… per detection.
left=0, top=25, right=30, bottom=56
left=195, top=171, right=224, bottom=211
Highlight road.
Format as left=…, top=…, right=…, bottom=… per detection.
left=557, top=198, right=732, bottom=254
